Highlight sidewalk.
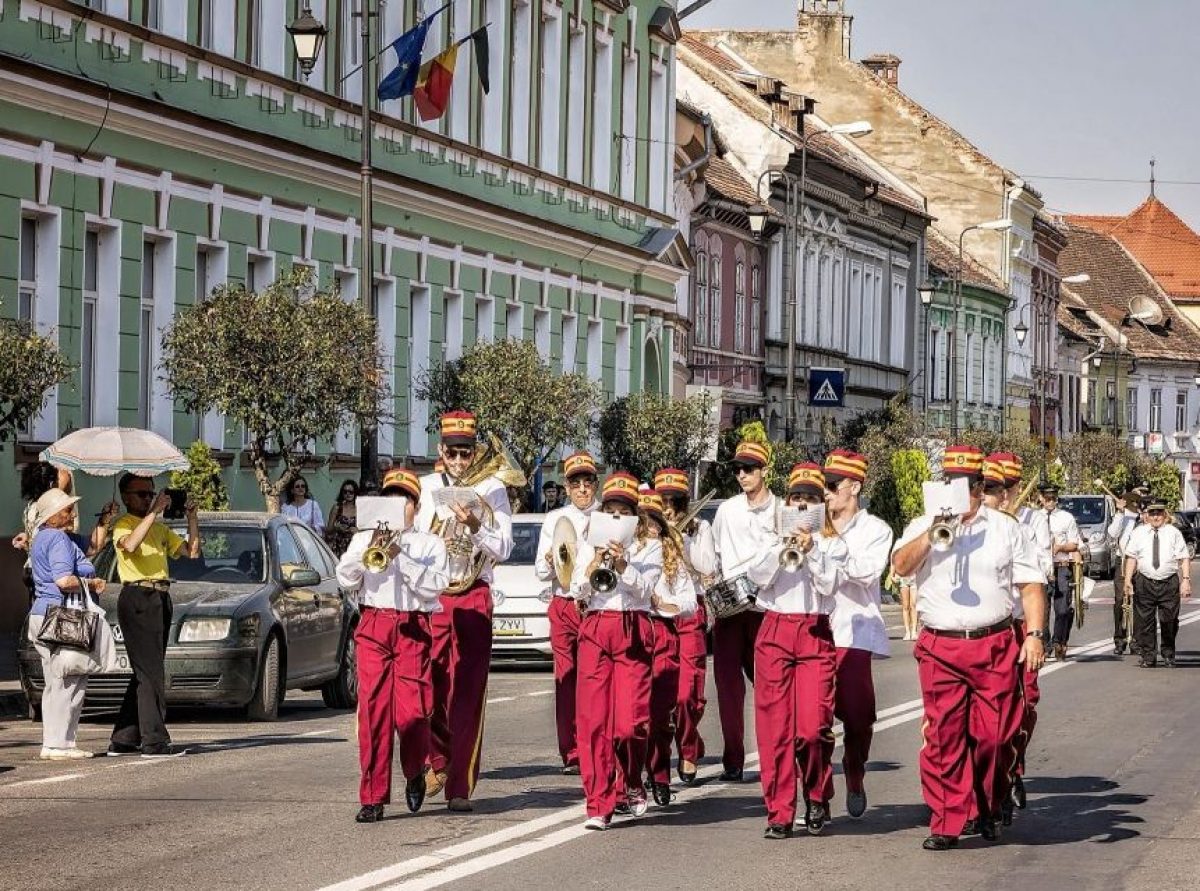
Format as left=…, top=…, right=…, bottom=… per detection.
left=0, top=632, right=27, bottom=719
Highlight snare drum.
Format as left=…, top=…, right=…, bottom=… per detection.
left=703, top=574, right=758, bottom=621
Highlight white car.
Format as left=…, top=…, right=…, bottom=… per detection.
left=491, top=513, right=553, bottom=663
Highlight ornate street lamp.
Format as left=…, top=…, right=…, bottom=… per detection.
left=287, top=6, right=327, bottom=80
left=747, top=204, right=769, bottom=237
left=1013, top=319, right=1029, bottom=347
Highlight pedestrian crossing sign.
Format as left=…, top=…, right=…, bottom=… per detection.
left=808, top=367, right=845, bottom=407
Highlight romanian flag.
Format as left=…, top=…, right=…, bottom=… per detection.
left=413, top=44, right=460, bottom=121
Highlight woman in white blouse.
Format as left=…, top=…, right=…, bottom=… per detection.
left=282, top=476, right=325, bottom=534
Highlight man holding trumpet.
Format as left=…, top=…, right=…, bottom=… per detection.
left=892, top=445, right=1047, bottom=851
left=336, top=469, right=450, bottom=824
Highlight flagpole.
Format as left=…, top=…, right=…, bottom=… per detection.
left=358, top=0, right=378, bottom=489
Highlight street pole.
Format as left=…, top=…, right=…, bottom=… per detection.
left=1039, top=294, right=1047, bottom=459
left=953, top=230, right=968, bottom=440
left=358, top=2, right=378, bottom=490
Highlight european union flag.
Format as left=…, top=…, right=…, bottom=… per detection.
left=377, top=4, right=450, bottom=102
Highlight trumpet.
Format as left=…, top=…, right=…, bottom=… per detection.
left=363, top=522, right=402, bottom=573
left=928, top=510, right=959, bottom=552
left=779, top=537, right=805, bottom=571
left=590, top=552, right=619, bottom=593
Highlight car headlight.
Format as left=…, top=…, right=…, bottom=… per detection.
left=178, top=618, right=232, bottom=642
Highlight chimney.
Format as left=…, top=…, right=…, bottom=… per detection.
left=797, top=0, right=853, bottom=61
left=861, top=53, right=901, bottom=87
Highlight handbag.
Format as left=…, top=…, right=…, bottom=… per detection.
left=57, top=589, right=119, bottom=677
left=36, top=578, right=100, bottom=653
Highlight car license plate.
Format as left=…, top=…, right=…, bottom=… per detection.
left=492, top=617, right=527, bottom=637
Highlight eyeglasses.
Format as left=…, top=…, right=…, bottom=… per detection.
left=567, top=476, right=597, bottom=489
left=1147, top=509, right=1166, bottom=517
left=444, top=447, right=474, bottom=460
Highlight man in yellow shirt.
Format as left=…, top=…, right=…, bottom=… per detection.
left=107, top=474, right=201, bottom=758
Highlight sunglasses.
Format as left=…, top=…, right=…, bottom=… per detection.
left=733, top=465, right=760, bottom=476
left=127, top=490, right=155, bottom=499
left=444, top=447, right=474, bottom=460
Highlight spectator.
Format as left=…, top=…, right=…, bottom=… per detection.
left=107, top=474, right=201, bottom=758
left=507, top=485, right=526, bottom=515
left=326, top=479, right=360, bottom=557
left=556, top=484, right=567, bottom=509
left=542, top=481, right=559, bottom=513
left=282, top=475, right=325, bottom=534
left=27, top=488, right=106, bottom=760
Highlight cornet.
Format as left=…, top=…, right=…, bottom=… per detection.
left=779, top=537, right=805, bottom=571
left=589, top=552, right=619, bottom=593
left=363, top=522, right=402, bottom=573
left=927, top=510, right=959, bottom=552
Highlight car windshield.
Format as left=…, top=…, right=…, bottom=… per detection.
left=167, top=525, right=268, bottom=584
left=509, top=523, right=541, bottom=566
left=1059, top=497, right=1105, bottom=526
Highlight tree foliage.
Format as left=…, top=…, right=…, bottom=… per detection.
left=599, top=390, right=715, bottom=483
left=0, top=317, right=72, bottom=444
left=169, top=441, right=229, bottom=511
left=161, top=269, right=389, bottom=512
left=416, top=339, right=601, bottom=486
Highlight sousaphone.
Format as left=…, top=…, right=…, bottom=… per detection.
left=552, top=516, right=577, bottom=589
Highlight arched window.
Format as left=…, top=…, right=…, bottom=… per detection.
left=734, top=260, right=747, bottom=353
left=750, top=264, right=762, bottom=355
left=710, top=254, right=722, bottom=348
left=693, top=250, right=708, bottom=347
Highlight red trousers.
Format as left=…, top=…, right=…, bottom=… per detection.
left=915, top=627, right=1022, bottom=836
left=754, top=612, right=836, bottom=826
left=674, top=606, right=708, bottom=764
left=429, top=581, right=493, bottom=801
left=355, top=608, right=432, bottom=806
left=712, top=609, right=764, bottom=773
left=548, top=597, right=583, bottom=767
left=576, top=610, right=653, bottom=818
left=825, top=647, right=876, bottom=801
left=1012, top=622, right=1040, bottom=777
left=647, top=615, right=681, bottom=785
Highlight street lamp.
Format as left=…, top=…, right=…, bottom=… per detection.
left=287, top=4, right=380, bottom=488
left=287, top=7, right=327, bottom=79
left=1194, top=365, right=1200, bottom=387
left=950, top=219, right=1012, bottom=438
left=756, top=119, right=872, bottom=443
left=747, top=204, right=769, bottom=237
left=917, top=281, right=935, bottom=306
left=1014, top=319, right=1029, bottom=347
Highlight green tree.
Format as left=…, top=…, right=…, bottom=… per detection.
left=169, top=441, right=229, bottom=511
left=161, top=268, right=390, bottom=512
left=415, top=339, right=600, bottom=489
left=0, top=316, right=72, bottom=444
left=599, top=390, right=715, bottom=482
left=1136, top=459, right=1182, bottom=510
left=888, top=448, right=930, bottom=534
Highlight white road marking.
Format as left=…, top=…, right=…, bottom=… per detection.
left=320, top=609, right=1200, bottom=891
left=486, top=696, right=516, bottom=704
left=4, top=772, right=85, bottom=788
left=526, top=690, right=553, bottom=697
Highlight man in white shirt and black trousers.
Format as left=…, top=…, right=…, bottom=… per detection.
left=1107, top=489, right=1143, bottom=655
left=892, top=445, right=1047, bottom=851
left=1038, top=485, right=1082, bottom=661
left=1123, top=498, right=1192, bottom=668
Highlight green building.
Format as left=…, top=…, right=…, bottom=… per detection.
left=0, top=0, right=688, bottom=525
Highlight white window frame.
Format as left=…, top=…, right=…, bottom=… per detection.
left=408, top=283, right=432, bottom=457
left=1150, top=388, right=1162, bottom=432
left=506, top=301, right=523, bottom=339
left=566, top=23, right=586, bottom=183
left=614, top=322, right=630, bottom=396
left=475, top=294, right=496, bottom=343
left=1127, top=386, right=1138, bottom=432
left=444, top=289, right=464, bottom=361
left=619, top=51, right=638, bottom=202
left=510, top=0, right=533, bottom=164
left=750, top=263, right=761, bottom=355
left=648, top=57, right=668, bottom=212
left=534, top=306, right=551, bottom=360
left=81, top=229, right=99, bottom=429
left=586, top=316, right=603, bottom=383
left=561, top=311, right=578, bottom=373
left=693, top=249, right=708, bottom=347
left=709, top=254, right=722, bottom=348
left=591, top=30, right=614, bottom=193
left=964, top=332, right=975, bottom=403
left=733, top=259, right=746, bottom=354
left=247, top=250, right=275, bottom=294
left=538, top=5, right=563, bottom=175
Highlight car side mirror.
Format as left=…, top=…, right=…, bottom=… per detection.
left=282, top=566, right=322, bottom=588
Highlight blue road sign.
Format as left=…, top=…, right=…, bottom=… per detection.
left=808, top=367, right=845, bottom=408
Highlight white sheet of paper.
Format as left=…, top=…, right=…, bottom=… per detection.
left=432, top=486, right=482, bottom=521
left=923, top=478, right=971, bottom=517
left=778, top=504, right=825, bottom=535
left=356, top=496, right=411, bottom=532
left=586, top=513, right=638, bottom=549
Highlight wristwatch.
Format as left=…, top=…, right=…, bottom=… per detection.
left=1027, top=629, right=1049, bottom=642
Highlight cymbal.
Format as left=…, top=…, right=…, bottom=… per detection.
left=553, top=516, right=577, bottom=589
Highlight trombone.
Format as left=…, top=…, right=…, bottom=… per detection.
left=671, top=489, right=717, bottom=537
left=1004, top=478, right=1039, bottom=518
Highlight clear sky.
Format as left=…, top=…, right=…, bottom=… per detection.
left=684, top=0, right=1200, bottom=231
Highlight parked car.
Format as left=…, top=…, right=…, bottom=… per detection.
left=18, top=512, right=358, bottom=721
left=1058, top=495, right=1115, bottom=579
left=490, top=513, right=552, bottom=664
left=1173, top=511, right=1198, bottom=560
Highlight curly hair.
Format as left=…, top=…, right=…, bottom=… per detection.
left=638, top=511, right=682, bottom=584
left=20, top=462, right=60, bottom=503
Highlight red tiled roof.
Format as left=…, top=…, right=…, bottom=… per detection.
left=679, top=34, right=743, bottom=75
left=924, top=228, right=1006, bottom=293
left=1059, top=222, right=1200, bottom=362
left=1066, top=197, right=1200, bottom=301
left=703, top=156, right=761, bottom=208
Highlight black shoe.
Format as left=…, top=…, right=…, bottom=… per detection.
left=107, top=742, right=140, bottom=757
left=651, top=782, right=672, bottom=807
left=562, top=762, right=580, bottom=776
left=763, top=823, right=793, bottom=840
left=1113, top=643, right=1126, bottom=656
left=961, top=818, right=980, bottom=836
left=922, top=834, right=958, bottom=851
left=355, top=804, right=384, bottom=823
left=677, top=759, right=698, bottom=786
left=805, top=801, right=829, bottom=836
left=613, top=801, right=632, bottom=816
left=1001, top=797, right=1015, bottom=826
left=1011, top=774, right=1027, bottom=809
left=980, top=817, right=1000, bottom=842
left=140, top=744, right=187, bottom=759
left=1138, top=658, right=1157, bottom=668
left=1163, top=654, right=1177, bottom=667
left=405, top=773, right=426, bottom=813
left=718, top=768, right=744, bottom=782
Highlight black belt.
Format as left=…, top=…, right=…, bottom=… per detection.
left=926, top=617, right=1012, bottom=640
left=127, top=579, right=170, bottom=592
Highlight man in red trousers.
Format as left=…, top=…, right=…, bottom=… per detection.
left=336, top=469, right=449, bottom=823
left=892, top=445, right=1046, bottom=850
left=416, top=411, right=514, bottom=812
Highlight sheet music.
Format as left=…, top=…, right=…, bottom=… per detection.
left=586, top=513, right=639, bottom=548
left=778, top=504, right=825, bottom=535
left=922, top=478, right=971, bottom=516
left=433, top=486, right=482, bottom=521
left=356, top=496, right=412, bottom=532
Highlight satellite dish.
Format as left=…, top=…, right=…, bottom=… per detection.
left=1127, top=294, right=1164, bottom=327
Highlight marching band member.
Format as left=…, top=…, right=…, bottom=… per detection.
left=534, top=451, right=599, bottom=774
left=640, top=489, right=698, bottom=806
left=416, top=411, right=514, bottom=812
left=655, top=467, right=717, bottom=787
left=821, top=450, right=893, bottom=821
left=747, top=463, right=839, bottom=840
left=1107, top=489, right=1142, bottom=655
left=1123, top=498, right=1191, bottom=668
left=572, top=472, right=662, bottom=830
left=1038, top=484, right=1081, bottom=660
left=710, top=441, right=777, bottom=782
left=336, top=469, right=450, bottom=824
left=892, top=445, right=1046, bottom=851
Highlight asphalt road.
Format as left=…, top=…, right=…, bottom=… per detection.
left=2, top=585, right=1199, bottom=891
